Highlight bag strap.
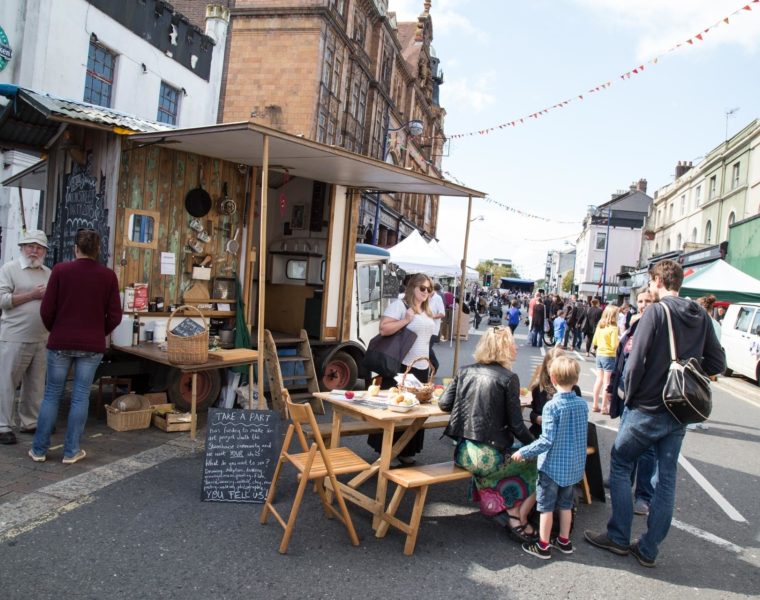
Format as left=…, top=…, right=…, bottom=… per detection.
left=661, top=301, right=678, bottom=361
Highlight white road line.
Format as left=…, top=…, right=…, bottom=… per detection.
left=540, top=346, right=546, bottom=357
left=574, top=351, right=586, bottom=362
left=671, top=519, right=745, bottom=555
left=677, top=455, right=747, bottom=522
left=589, top=420, right=748, bottom=523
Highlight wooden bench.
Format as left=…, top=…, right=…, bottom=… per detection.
left=375, top=461, right=471, bottom=556
left=303, top=414, right=450, bottom=441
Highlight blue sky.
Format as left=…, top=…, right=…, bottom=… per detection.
left=390, top=0, right=760, bottom=279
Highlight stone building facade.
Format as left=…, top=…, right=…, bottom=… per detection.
left=196, top=0, right=447, bottom=247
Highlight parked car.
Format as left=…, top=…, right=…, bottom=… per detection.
left=721, top=302, right=760, bottom=384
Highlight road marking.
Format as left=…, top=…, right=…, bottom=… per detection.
left=590, top=421, right=748, bottom=523
left=671, top=519, right=744, bottom=554
left=574, top=351, right=586, bottom=362
left=677, top=455, right=747, bottom=522
left=540, top=346, right=546, bottom=357
left=0, top=496, right=94, bottom=543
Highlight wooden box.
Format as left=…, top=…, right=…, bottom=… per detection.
left=152, top=403, right=193, bottom=432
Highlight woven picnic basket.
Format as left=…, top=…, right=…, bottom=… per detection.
left=167, top=305, right=209, bottom=365
left=398, top=357, right=436, bottom=403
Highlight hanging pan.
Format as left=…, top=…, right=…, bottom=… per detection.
left=185, top=167, right=212, bottom=218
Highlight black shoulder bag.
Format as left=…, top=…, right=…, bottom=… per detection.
left=661, top=302, right=712, bottom=424
left=362, top=304, right=417, bottom=376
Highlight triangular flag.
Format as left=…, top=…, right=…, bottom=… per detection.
left=742, top=5, right=751, bottom=11
left=696, top=33, right=703, bottom=41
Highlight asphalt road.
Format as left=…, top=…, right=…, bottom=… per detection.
left=1, top=325, right=759, bottom=599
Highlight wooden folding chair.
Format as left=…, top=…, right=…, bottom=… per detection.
left=260, top=389, right=371, bottom=553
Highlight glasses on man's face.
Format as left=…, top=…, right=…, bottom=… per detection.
left=418, top=285, right=432, bottom=293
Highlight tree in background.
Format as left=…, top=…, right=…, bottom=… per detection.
left=561, top=270, right=574, bottom=293
left=475, top=260, right=520, bottom=287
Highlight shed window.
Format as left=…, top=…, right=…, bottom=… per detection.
left=84, top=41, right=115, bottom=107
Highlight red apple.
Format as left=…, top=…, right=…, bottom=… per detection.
left=344, top=391, right=354, bottom=399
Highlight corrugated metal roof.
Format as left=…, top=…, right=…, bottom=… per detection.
left=0, top=85, right=172, bottom=152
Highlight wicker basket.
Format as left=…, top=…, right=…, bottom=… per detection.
left=167, top=305, right=209, bottom=365
left=398, top=357, right=436, bottom=403
left=105, top=402, right=153, bottom=431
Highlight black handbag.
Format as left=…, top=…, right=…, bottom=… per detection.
left=362, top=326, right=417, bottom=376
left=661, top=302, right=712, bottom=424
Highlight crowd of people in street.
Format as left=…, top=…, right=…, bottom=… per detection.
left=378, top=259, right=725, bottom=565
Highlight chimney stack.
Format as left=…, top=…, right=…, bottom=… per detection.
left=675, top=161, right=693, bottom=179
left=637, top=178, right=647, bottom=193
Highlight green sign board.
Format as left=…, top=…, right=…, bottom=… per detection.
left=0, top=26, right=12, bottom=72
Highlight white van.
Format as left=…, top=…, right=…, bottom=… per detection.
left=721, top=302, right=760, bottom=383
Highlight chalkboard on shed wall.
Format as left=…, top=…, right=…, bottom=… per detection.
left=201, top=408, right=281, bottom=503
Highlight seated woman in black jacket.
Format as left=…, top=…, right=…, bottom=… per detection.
left=439, top=326, right=538, bottom=543
left=528, top=347, right=582, bottom=437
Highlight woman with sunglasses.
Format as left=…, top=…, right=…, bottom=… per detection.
left=30, top=229, right=122, bottom=464
left=367, top=272, right=438, bottom=465
left=439, top=326, right=539, bottom=543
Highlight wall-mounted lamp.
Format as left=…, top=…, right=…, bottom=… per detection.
left=90, top=33, right=98, bottom=43
left=181, top=87, right=188, bottom=97
left=141, top=63, right=147, bottom=74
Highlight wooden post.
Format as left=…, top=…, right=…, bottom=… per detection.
left=256, top=136, right=269, bottom=410
left=452, top=195, right=473, bottom=375
left=243, top=166, right=258, bottom=332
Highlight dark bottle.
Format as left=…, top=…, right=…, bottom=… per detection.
left=132, top=317, right=140, bottom=346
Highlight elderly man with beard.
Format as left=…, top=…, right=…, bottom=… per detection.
left=0, top=230, right=51, bottom=444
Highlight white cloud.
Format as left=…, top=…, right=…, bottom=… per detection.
left=388, top=0, right=490, bottom=42
left=440, top=70, right=497, bottom=112
left=573, top=0, right=760, bottom=59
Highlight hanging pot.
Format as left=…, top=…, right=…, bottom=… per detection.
left=185, top=167, right=212, bottom=217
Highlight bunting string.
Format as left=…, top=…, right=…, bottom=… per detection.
left=447, top=0, right=760, bottom=139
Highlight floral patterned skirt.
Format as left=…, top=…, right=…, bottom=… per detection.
left=454, top=439, right=538, bottom=516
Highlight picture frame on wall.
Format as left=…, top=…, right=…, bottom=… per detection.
left=291, top=204, right=305, bottom=230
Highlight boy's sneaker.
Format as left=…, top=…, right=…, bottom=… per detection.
left=633, top=499, right=650, bottom=516
left=28, top=449, right=46, bottom=462
left=62, top=450, right=86, bottom=465
left=522, top=540, right=551, bottom=560
left=551, top=537, right=574, bottom=554
left=629, top=541, right=656, bottom=568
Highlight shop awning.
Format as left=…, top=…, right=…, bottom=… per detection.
left=128, top=120, right=486, bottom=198
left=1, top=158, right=47, bottom=190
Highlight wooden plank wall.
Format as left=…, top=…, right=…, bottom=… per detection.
left=114, top=143, right=246, bottom=305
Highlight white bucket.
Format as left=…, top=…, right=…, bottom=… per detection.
left=111, top=315, right=134, bottom=347
left=153, top=322, right=167, bottom=343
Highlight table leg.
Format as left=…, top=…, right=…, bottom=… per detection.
left=248, top=363, right=255, bottom=409
left=190, top=372, right=197, bottom=441
left=372, top=423, right=395, bottom=530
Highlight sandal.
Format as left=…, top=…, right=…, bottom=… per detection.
left=504, top=514, right=537, bottom=544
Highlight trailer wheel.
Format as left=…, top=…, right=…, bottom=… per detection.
left=167, top=368, right=222, bottom=412
left=321, top=351, right=358, bottom=391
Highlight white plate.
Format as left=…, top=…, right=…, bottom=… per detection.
left=387, top=404, right=416, bottom=413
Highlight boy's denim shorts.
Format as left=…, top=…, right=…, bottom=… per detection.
left=596, top=355, right=616, bottom=372
left=536, top=471, right=575, bottom=513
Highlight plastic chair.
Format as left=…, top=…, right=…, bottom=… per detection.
left=260, top=389, right=370, bottom=553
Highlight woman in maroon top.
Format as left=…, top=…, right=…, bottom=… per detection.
left=30, top=229, right=121, bottom=464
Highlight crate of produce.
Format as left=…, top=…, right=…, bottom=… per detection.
left=152, top=403, right=193, bottom=432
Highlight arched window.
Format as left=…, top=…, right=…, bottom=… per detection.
left=676, top=234, right=682, bottom=250
left=691, top=228, right=697, bottom=242
left=705, top=220, right=712, bottom=244
left=728, top=211, right=736, bottom=226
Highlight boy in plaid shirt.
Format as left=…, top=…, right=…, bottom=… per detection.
left=512, top=355, right=588, bottom=559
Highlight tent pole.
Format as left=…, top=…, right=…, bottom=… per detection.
left=453, top=195, right=473, bottom=375
left=256, top=135, right=269, bottom=410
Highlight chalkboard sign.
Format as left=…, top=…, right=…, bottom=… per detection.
left=201, top=408, right=281, bottom=503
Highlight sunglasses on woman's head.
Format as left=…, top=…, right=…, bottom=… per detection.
left=418, top=285, right=432, bottom=293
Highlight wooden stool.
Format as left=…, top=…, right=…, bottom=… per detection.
left=96, top=377, right=132, bottom=419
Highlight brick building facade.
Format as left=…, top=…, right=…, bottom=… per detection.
left=173, top=0, right=447, bottom=246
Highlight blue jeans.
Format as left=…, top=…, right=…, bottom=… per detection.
left=33, top=350, right=103, bottom=458
left=607, top=407, right=685, bottom=561
left=530, top=329, right=543, bottom=347
left=620, top=407, right=658, bottom=503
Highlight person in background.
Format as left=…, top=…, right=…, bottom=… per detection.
left=607, top=289, right=656, bottom=516
left=572, top=300, right=587, bottom=351
left=528, top=291, right=540, bottom=329
left=30, top=229, right=122, bottom=464
left=715, top=305, right=726, bottom=323
left=561, top=295, right=577, bottom=349
left=553, top=310, right=567, bottom=349
left=591, top=305, right=620, bottom=414
left=530, top=297, right=545, bottom=348
left=528, top=347, right=582, bottom=437
left=428, top=283, right=446, bottom=370
left=585, top=260, right=725, bottom=568
left=513, top=355, right=588, bottom=560
left=582, top=298, right=603, bottom=357
left=617, top=303, right=631, bottom=337
left=367, top=272, right=437, bottom=466
left=0, top=230, right=52, bottom=445
left=440, top=326, right=538, bottom=544
left=691, top=294, right=722, bottom=431
left=507, top=299, right=522, bottom=334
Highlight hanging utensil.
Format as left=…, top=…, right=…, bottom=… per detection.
left=226, top=228, right=240, bottom=256
left=185, top=166, right=212, bottom=217
left=217, top=182, right=237, bottom=216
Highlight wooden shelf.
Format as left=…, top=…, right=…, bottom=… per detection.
left=135, top=311, right=235, bottom=318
